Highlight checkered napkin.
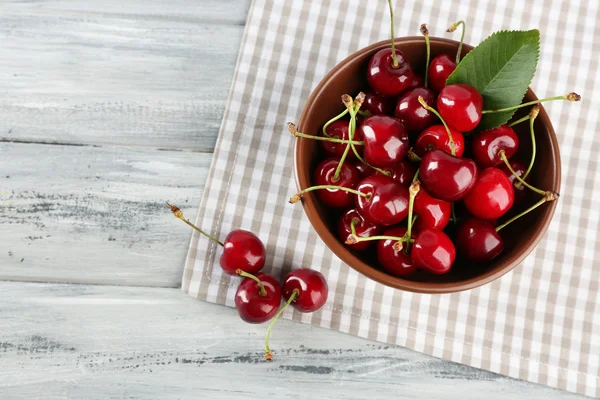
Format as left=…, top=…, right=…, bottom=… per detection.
left=183, top=0, right=600, bottom=395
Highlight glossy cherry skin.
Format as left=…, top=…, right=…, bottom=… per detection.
left=282, top=268, right=328, bottom=313
left=321, top=119, right=363, bottom=159
left=220, top=230, right=266, bottom=275
left=394, top=87, right=438, bottom=132
left=363, top=92, right=394, bottom=116
left=413, top=188, right=452, bottom=231
left=376, top=226, right=417, bottom=277
left=373, top=160, right=416, bottom=187
left=338, top=209, right=381, bottom=251
left=437, top=84, right=483, bottom=132
left=409, top=74, right=425, bottom=89
left=359, top=115, right=409, bottom=167
left=313, top=158, right=361, bottom=208
left=471, top=125, right=519, bottom=168
left=367, top=48, right=414, bottom=97
left=411, top=228, right=456, bottom=274
left=498, top=159, right=530, bottom=205
left=456, top=217, right=504, bottom=262
left=463, top=167, right=514, bottom=219
left=428, top=54, right=456, bottom=92
left=234, top=273, right=281, bottom=323
left=355, top=175, right=410, bottom=226
left=414, top=124, right=465, bottom=157
left=419, top=149, right=478, bottom=202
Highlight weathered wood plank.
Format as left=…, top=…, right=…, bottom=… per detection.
left=0, top=142, right=208, bottom=286
left=0, top=282, right=583, bottom=400
left=0, top=0, right=251, bottom=150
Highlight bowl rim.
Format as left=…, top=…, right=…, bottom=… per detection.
left=294, top=36, right=562, bottom=294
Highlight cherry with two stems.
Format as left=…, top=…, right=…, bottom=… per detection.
left=264, top=268, right=328, bottom=360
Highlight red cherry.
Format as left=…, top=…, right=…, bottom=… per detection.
left=419, top=149, right=478, bottom=201
left=427, top=54, right=456, bottom=92
left=313, top=158, right=361, bottom=208
left=220, top=229, right=266, bottom=275
left=373, top=160, right=417, bottom=187
left=355, top=175, right=410, bottom=226
left=409, top=74, right=425, bottom=89
left=363, top=92, right=394, bottom=116
left=456, top=217, right=504, bottom=262
left=376, top=226, right=417, bottom=277
left=471, top=125, right=519, bottom=168
left=359, top=115, right=409, bottom=167
left=437, top=84, right=483, bottom=132
left=338, top=209, right=381, bottom=251
left=354, top=162, right=373, bottom=178
left=234, top=273, right=281, bottom=323
left=414, top=124, right=465, bottom=157
left=367, top=48, right=414, bottom=97
left=394, top=87, right=438, bottom=132
left=413, top=188, right=452, bottom=231
left=320, top=120, right=363, bottom=159
left=463, top=167, right=514, bottom=219
left=411, top=228, right=456, bottom=274
left=498, top=159, right=530, bottom=205
left=282, top=268, right=328, bottom=313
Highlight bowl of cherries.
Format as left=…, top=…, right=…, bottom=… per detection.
left=290, top=7, right=580, bottom=294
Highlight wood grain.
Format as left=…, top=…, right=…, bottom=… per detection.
left=0, top=282, right=584, bottom=400
left=0, top=142, right=208, bottom=286
left=0, top=0, right=250, bottom=151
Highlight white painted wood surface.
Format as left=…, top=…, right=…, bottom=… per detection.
left=0, top=1, right=587, bottom=398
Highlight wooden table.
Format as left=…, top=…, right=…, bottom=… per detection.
left=0, top=2, right=584, bottom=398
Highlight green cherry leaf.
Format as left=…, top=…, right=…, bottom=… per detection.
left=446, top=29, right=540, bottom=131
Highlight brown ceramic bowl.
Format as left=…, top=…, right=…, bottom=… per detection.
left=294, top=37, right=561, bottom=294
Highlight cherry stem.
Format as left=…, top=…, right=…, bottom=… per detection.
left=447, top=20, right=465, bottom=64
left=496, top=192, right=558, bottom=232
left=498, top=150, right=546, bottom=196
left=290, top=185, right=369, bottom=204
left=322, top=109, right=349, bottom=137
left=412, top=169, right=420, bottom=183
left=420, top=24, right=430, bottom=87
left=332, top=95, right=356, bottom=180
left=387, top=0, right=399, bottom=68
left=166, top=202, right=224, bottom=247
left=508, top=114, right=531, bottom=127
left=350, top=217, right=360, bottom=237
left=418, top=96, right=456, bottom=156
left=236, top=269, right=267, bottom=297
left=357, top=109, right=370, bottom=117
left=404, top=181, right=420, bottom=254
left=522, top=106, right=539, bottom=182
left=287, top=123, right=363, bottom=144
left=346, top=234, right=414, bottom=245
left=265, top=289, right=299, bottom=361
left=481, top=93, right=581, bottom=114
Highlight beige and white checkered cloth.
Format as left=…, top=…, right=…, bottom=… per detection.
left=183, top=0, right=600, bottom=396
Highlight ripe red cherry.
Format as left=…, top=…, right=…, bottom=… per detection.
left=359, top=115, right=409, bottom=167
left=437, top=84, right=483, bottom=132
left=409, top=74, right=425, bottom=89
left=498, top=159, right=530, bottom=205
left=354, top=162, right=373, bottom=178
left=456, top=217, right=504, bottom=262
left=321, top=120, right=363, bottom=159
left=471, top=125, right=519, bottom=168
left=338, top=209, right=381, bottom=251
left=428, top=54, right=456, bottom=92
left=220, top=229, right=266, bottom=275
left=414, top=124, right=465, bottom=157
left=411, top=228, right=456, bottom=274
left=363, top=92, right=394, bottom=116
left=394, top=87, right=438, bottom=132
left=282, top=268, right=328, bottom=313
left=373, top=160, right=416, bottom=187
left=355, top=175, right=409, bottom=226
left=234, top=273, right=281, bottom=323
left=366, top=48, right=414, bottom=97
left=313, top=158, right=361, bottom=208
left=463, top=167, right=514, bottom=219
left=376, top=226, right=417, bottom=277
left=419, top=149, right=478, bottom=201
left=413, top=188, right=452, bottom=231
